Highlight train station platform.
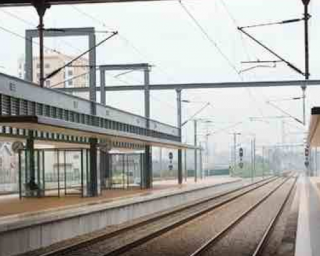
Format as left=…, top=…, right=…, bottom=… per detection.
left=295, top=175, right=320, bottom=256
left=0, top=175, right=246, bottom=256
left=0, top=176, right=237, bottom=217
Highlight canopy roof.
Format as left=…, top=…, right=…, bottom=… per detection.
left=0, top=115, right=196, bottom=150
left=0, top=0, right=167, bottom=7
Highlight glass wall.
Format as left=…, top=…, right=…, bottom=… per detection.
left=108, top=153, right=142, bottom=189
left=18, top=148, right=90, bottom=198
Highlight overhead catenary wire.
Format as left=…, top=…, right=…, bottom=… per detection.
left=266, top=101, right=304, bottom=125
left=282, top=119, right=307, bottom=132
left=107, top=71, right=179, bottom=111
left=239, top=18, right=304, bottom=30
left=70, top=4, right=225, bottom=119
left=0, top=24, right=64, bottom=56
left=0, top=9, right=84, bottom=55
left=0, top=23, right=86, bottom=69
left=70, top=5, right=178, bottom=83
left=218, top=0, right=270, bottom=118
left=50, top=71, right=90, bottom=88
left=179, top=0, right=240, bottom=78
left=51, top=66, right=137, bottom=89
left=181, top=102, right=211, bottom=127
left=238, top=28, right=305, bottom=77
left=44, top=31, right=118, bottom=81
left=69, top=5, right=183, bottom=111
left=207, top=121, right=244, bottom=136
left=219, top=0, right=258, bottom=63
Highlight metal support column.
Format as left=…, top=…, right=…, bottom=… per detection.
left=100, top=69, right=106, bottom=105
left=199, top=143, right=203, bottom=179
left=194, top=119, right=198, bottom=182
left=184, top=149, right=187, bottom=181
left=144, top=145, right=152, bottom=188
left=144, top=67, right=150, bottom=128
left=251, top=139, right=254, bottom=182
left=159, top=148, right=162, bottom=179
left=25, top=28, right=33, bottom=82
left=253, top=137, right=256, bottom=179
left=262, top=146, right=265, bottom=179
left=89, top=138, right=99, bottom=196
left=302, top=0, right=310, bottom=125
left=89, top=33, right=97, bottom=102
left=32, top=0, right=50, bottom=87
left=176, top=89, right=183, bottom=184
left=233, top=133, right=237, bottom=172
left=144, top=67, right=152, bottom=188
left=316, top=147, right=318, bottom=176
left=100, top=151, right=110, bottom=188
left=26, top=130, right=39, bottom=196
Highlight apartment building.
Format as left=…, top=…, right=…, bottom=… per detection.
left=18, top=53, right=89, bottom=88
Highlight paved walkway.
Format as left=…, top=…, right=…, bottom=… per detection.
left=0, top=176, right=239, bottom=217
left=295, top=175, right=320, bottom=256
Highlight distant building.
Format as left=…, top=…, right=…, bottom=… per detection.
left=18, top=53, right=89, bottom=88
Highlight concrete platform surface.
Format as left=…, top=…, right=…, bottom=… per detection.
left=295, top=175, right=320, bottom=256
left=0, top=176, right=237, bottom=218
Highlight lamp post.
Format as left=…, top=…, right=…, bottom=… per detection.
left=203, top=120, right=213, bottom=178
left=194, top=119, right=215, bottom=181
left=247, top=133, right=256, bottom=182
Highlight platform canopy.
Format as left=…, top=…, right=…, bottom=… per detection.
left=0, top=115, right=196, bottom=150
left=308, top=107, right=320, bottom=147
left=0, top=0, right=168, bottom=7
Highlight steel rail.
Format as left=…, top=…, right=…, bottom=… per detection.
left=189, top=175, right=296, bottom=256
left=39, top=177, right=277, bottom=256
left=251, top=175, right=298, bottom=256
left=101, top=177, right=280, bottom=256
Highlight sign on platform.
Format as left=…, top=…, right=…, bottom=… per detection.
left=12, top=141, right=24, bottom=153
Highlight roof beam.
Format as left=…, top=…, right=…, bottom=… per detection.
left=100, top=63, right=150, bottom=71
left=0, top=0, right=166, bottom=7
left=58, top=79, right=320, bottom=92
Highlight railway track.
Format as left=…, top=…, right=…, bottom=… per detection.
left=32, top=176, right=279, bottom=256
left=189, top=175, right=298, bottom=256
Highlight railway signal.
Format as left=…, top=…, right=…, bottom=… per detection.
left=305, top=145, right=309, bottom=167
left=305, top=146, right=309, bottom=157
left=169, top=152, right=173, bottom=170
left=239, top=147, right=244, bottom=169
left=239, top=148, right=243, bottom=158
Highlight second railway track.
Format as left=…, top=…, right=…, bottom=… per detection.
left=189, top=174, right=298, bottom=256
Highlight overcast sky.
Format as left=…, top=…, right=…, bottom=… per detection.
left=0, top=0, right=319, bottom=153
